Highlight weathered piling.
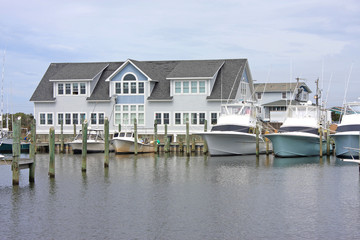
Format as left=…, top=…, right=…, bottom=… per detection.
left=81, top=121, right=88, bottom=172
left=266, top=138, right=270, bottom=155
left=186, top=118, right=190, bottom=156
left=326, top=129, right=330, bottom=156
left=12, top=117, right=21, bottom=185
left=48, top=127, right=55, bottom=178
left=192, top=136, right=195, bottom=152
left=203, top=120, right=208, bottom=154
left=29, top=119, right=36, bottom=182
left=134, top=118, right=138, bottom=155
left=118, top=124, right=121, bottom=132
left=104, top=118, right=109, bottom=168
left=73, top=124, right=77, bottom=138
left=60, top=120, right=64, bottom=153
left=154, top=120, right=158, bottom=153
left=164, top=124, right=169, bottom=153
left=319, top=126, right=323, bottom=157
left=256, top=125, right=260, bottom=156
left=179, top=136, right=184, bottom=152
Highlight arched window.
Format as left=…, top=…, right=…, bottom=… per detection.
left=123, top=73, right=136, bottom=81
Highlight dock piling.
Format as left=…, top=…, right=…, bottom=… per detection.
left=60, top=120, right=64, bottom=153
left=134, top=118, right=138, bottom=155
left=186, top=118, right=190, bottom=156
left=29, top=119, right=36, bottom=182
left=81, top=121, right=88, bottom=172
left=203, top=119, right=208, bottom=154
left=104, top=118, right=109, bottom=168
left=319, top=126, right=323, bottom=157
left=12, top=117, right=21, bottom=185
left=326, top=129, right=330, bottom=156
left=164, top=124, right=169, bottom=153
left=256, top=125, right=259, bottom=156
left=48, top=127, right=55, bottom=178
left=154, top=120, right=158, bottom=153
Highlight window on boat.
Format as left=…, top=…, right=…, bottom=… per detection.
left=120, top=133, right=125, bottom=137
left=114, top=133, right=118, bottom=137
left=126, top=133, right=132, bottom=137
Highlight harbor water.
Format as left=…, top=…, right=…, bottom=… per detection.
left=1, top=153, right=360, bottom=240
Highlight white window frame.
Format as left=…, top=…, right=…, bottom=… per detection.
left=113, top=104, right=145, bottom=126
left=173, top=80, right=207, bottom=95
left=210, top=112, right=220, bottom=125
left=39, top=112, right=54, bottom=126
left=57, top=82, right=87, bottom=96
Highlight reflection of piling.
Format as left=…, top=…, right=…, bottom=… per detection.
left=12, top=118, right=21, bottom=185
left=104, top=118, right=109, bottom=168
left=48, top=127, right=55, bottom=178
left=29, top=119, right=36, bottom=182
left=81, top=121, right=88, bottom=172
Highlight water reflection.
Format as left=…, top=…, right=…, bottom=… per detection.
left=272, top=156, right=322, bottom=167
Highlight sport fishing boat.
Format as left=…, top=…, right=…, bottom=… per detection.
left=0, top=128, right=30, bottom=153
left=331, top=102, right=360, bottom=159
left=265, top=103, right=327, bottom=157
left=69, top=129, right=111, bottom=153
left=196, top=101, right=267, bottom=156
left=111, top=131, right=154, bottom=154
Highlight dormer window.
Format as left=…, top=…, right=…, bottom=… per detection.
left=57, top=82, right=87, bottom=96
left=173, top=80, right=207, bottom=95
left=113, top=73, right=145, bottom=95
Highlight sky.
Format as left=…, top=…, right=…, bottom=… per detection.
left=0, top=0, right=359, bottom=114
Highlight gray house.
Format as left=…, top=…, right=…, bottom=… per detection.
left=30, top=58, right=256, bottom=139
left=254, top=82, right=312, bottom=122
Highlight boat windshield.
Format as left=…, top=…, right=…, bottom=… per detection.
left=287, top=105, right=318, bottom=119
left=221, top=105, right=252, bottom=116
left=345, top=104, right=360, bottom=115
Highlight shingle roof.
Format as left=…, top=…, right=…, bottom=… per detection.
left=31, top=58, right=250, bottom=102
left=50, top=62, right=109, bottom=80
left=166, top=60, right=224, bottom=79
left=254, top=82, right=312, bottom=93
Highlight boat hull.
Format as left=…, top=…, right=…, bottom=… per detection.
left=69, top=141, right=110, bottom=154
left=112, top=139, right=154, bottom=154
left=332, top=133, right=360, bottom=159
left=266, top=133, right=327, bottom=157
left=0, top=139, right=30, bottom=153
left=198, top=132, right=267, bottom=156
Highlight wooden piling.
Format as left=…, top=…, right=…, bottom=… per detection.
left=326, top=129, right=330, bottom=156
left=319, top=126, right=323, bottom=157
left=186, top=118, right=190, bottom=156
left=256, top=125, right=259, bottom=156
left=192, top=136, right=195, bottom=152
left=154, top=120, right=158, bottom=153
left=118, top=124, right=121, bottom=132
left=12, top=117, right=21, bottom=185
left=164, top=124, right=169, bottom=153
left=179, top=136, right=184, bottom=152
left=81, top=121, right=88, bottom=172
left=104, top=118, right=109, bottom=168
left=48, top=127, right=55, bottom=178
left=73, top=124, right=77, bottom=138
left=134, top=118, right=138, bottom=155
left=60, top=120, right=64, bottom=153
left=29, top=119, right=36, bottom=182
left=203, top=119, right=208, bottom=154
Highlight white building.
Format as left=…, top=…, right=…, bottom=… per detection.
left=30, top=59, right=256, bottom=139
left=254, top=82, right=312, bottom=122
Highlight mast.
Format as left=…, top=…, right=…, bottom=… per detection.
left=1, top=50, right=5, bottom=131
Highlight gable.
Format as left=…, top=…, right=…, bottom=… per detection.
left=111, top=62, right=148, bottom=82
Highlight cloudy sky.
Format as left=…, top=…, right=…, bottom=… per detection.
left=0, top=0, right=359, bottom=113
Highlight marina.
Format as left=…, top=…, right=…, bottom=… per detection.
left=1, top=152, right=360, bottom=239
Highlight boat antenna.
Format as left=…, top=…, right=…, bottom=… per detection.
left=227, top=64, right=243, bottom=104
left=324, top=72, right=333, bottom=108
left=341, top=63, right=354, bottom=119
left=1, top=49, right=5, bottom=131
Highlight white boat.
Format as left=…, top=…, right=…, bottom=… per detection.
left=69, top=129, right=112, bottom=153
left=111, top=131, right=154, bottom=154
left=265, top=103, right=327, bottom=157
left=331, top=102, right=360, bottom=159
left=196, top=101, right=267, bottom=156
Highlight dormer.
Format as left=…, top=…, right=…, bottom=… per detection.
left=49, top=63, right=109, bottom=98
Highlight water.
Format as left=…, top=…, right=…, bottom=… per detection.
left=1, top=153, right=360, bottom=240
